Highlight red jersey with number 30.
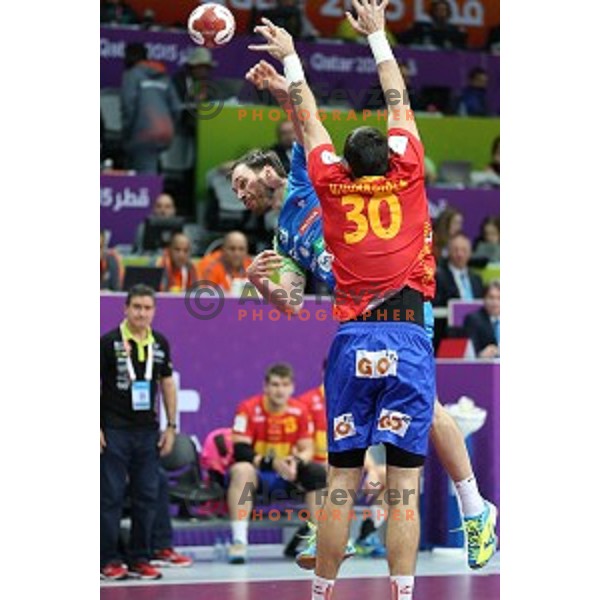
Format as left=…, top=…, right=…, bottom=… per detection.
left=307, top=128, right=435, bottom=321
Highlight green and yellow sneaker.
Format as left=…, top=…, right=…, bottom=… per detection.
left=464, top=501, right=498, bottom=569
left=295, top=522, right=356, bottom=570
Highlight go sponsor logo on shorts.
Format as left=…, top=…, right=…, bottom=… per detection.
left=333, top=413, right=357, bottom=441
left=377, top=409, right=412, bottom=438
left=355, top=350, right=398, bottom=378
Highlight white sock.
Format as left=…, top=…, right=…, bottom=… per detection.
left=391, top=575, right=414, bottom=599
left=455, top=475, right=485, bottom=517
left=312, top=576, right=335, bottom=600
left=231, top=520, right=249, bottom=545
left=371, top=506, right=386, bottom=529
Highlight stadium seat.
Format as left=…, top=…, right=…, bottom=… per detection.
left=160, top=434, right=224, bottom=517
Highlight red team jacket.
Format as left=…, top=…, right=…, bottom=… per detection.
left=296, top=385, right=327, bottom=464
left=307, top=128, right=436, bottom=321
left=232, top=394, right=314, bottom=459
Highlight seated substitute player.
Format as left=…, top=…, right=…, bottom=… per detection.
left=249, top=5, right=495, bottom=599
left=232, top=58, right=498, bottom=572
left=226, top=363, right=331, bottom=565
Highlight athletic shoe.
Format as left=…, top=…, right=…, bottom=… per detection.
left=151, top=548, right=193, bottom=568
left=295, top=522, right=356, bottom=570
left=283, top=522, right=311, bottom=559
left=227, top=541, right=248, bottom=564
left=100, top=562, right=128, bottom=581
left=355, top=531, right=387, bottom=558
left=464, top=501, right=498, bottom=569
left=128, top=562, right=162, bottom=580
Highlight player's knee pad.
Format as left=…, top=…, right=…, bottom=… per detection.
left=328, top=448, right=367, bottom=468
left=385, top=443, right=425, bottom=468
left=297, top=461, right=327, bottom=491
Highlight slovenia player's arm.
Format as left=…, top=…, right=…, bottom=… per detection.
left=249, top=18, right=332, bottom=154
left=346, top=0, right=420, bottom=140
left=247, top=250, right=307, bottom=316
left=245, top=60, right=305, bottom=147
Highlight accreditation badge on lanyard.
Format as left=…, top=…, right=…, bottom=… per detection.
left=122, top=333, right=154, bottom=412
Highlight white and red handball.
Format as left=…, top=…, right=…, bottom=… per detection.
left=187, top=3, right=236, bottom=49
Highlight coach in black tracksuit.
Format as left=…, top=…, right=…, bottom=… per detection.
left=100, top=284, right=177, bottom=580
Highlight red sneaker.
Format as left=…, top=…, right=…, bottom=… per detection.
left=151, top=548, right=193, bottom=568
left=128, top=562, right=162, bottom=580
left=101, top=562, right=128, bottom=581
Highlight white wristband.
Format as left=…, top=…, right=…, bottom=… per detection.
left=283, top=54, right=306, bottom=85
left=368, top=30, right=394, bottom=65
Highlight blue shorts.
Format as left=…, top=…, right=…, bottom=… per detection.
left=325, top=321, right=435, bottom=458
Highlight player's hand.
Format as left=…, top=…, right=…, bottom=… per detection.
left=249, top=17, right=296, bottom=62
left=479, top=344, right=500, bottom=359
left=246, top=60, right=287, bottom=96
left=158, top=428, right=176, bottom=457
left=101, top=429, right=106, bottom=454
left=248, top=250, right=284, bottom=282
left=346, top=0, right=389, bottom=36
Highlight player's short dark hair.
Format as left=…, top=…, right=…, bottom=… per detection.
left=126, top=284, right=156, bottom=306
left=265, top=363, right=294, bottom=383
left=343, top=126, right=388, bottom=178
left=231, top=150, right=286, bottom=179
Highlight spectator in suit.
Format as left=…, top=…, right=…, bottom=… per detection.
left=101, top=231, right=123, bottom=291
left=464, top=281, right=500, bottom=358
left=399, top=0, right=466, bottom=49
left=434, top=233, right=484, bottom=306
left=155, top=233, right=198, bottom=292
left=473, top=216, right=500, bottom=264
left=433, top=207, right=464, bottom=260
left=457, top=68, right=489, bottom=117
left=270, top=121, right=297, bottom=174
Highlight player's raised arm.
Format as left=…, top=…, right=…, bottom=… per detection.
left=245, top=60, right=306, bottom=147
left=346, top=0, right=419, bottom=140
left=249, top=18, right=332, bottom=154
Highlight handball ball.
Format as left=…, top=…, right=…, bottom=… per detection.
left=188, top=3, right=236, bottom=48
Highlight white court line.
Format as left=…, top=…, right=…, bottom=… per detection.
left=101, top=550, right=500, bottom=588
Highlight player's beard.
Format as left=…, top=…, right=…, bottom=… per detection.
left=251, top=180, right=276, bottom=215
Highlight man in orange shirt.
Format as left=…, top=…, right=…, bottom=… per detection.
left=227, top=363, right=327, bottom=564
left=198, top=231, right=252, bottom=295
left=155, top=233, right=197, bottom=292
